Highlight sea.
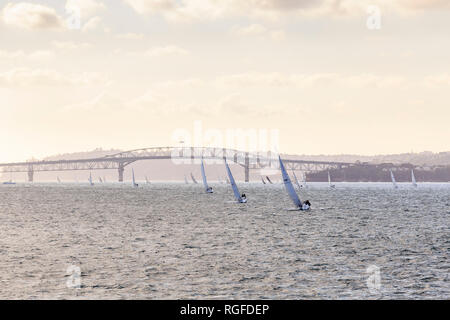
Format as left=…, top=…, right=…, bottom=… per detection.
left=0, top=182, right=448, bottom=299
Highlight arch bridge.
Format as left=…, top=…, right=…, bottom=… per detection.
left=0, top=147, right=355, bottom=182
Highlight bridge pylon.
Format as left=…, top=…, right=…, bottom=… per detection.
left=118, top=163, right=124, bottom=182
left=27, top=165, right=34, bottom=182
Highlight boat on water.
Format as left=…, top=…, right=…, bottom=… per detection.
left=184, top=175, right=189, bottom=184
left=88, top=172, right=94, bottom=186
left=265, top=176, right=273, bottom=184
left=291, top=170, right=302, bottom=190
left=261, top=176, right=266, bottom=185
left=145, top=176, right=150, bottom=184
left=390, top=169, right=398, bottom=189
left=190, top=173, right=198, bottom=184
left=411, top=169, right=418, bottom=187
left=279, top=156, right=310, bottom=211
left=328, top=171, right=336, bottom=189
left=225, top=160, right=246, bottom=203
left=2, top=180, right=16, bottom=185
left=132, top=169, right=138, bottom=187
left=201, top=159, right=213, bottom=193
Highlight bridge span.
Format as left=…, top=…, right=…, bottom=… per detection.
left=0, top=147, right=356, bottom=182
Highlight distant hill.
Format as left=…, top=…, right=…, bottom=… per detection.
left=3, top=148, right=450, bottom=182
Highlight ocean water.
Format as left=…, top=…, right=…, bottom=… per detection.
left=0, top=182, right=448, bottom=299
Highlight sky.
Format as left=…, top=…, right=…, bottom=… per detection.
left=0, top=0, right=449, bottom=163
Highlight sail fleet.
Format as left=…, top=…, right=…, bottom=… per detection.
left=2, top=156, right=424, bottom=207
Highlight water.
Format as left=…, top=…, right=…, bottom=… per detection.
left=0, top=182, right=448, bottom=299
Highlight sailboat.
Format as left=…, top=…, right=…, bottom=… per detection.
left=184, top=175, right=189, bottom=184
left=145, top=176, right=150, bottom=184
left=266, top=176, right=273, bottom=184
left=261, top=176, right=266, bottom=185
left=57, top=176, right=61, bottom=183
left=225, top=161, right=246, bottom=203
left=88, top=172, right=94, bottom=186
left=411, top=169, right=418, bottom=187
left=390, top=169, right=398, bottom=189
left=190, top=173, right=198, bottom=184
left=132, top=169, right=138, bottom=187
left=328, top=171, right=336, bottom=188
left=279, top=156, right=309, bottom=211
left=201, top=160, right=213, bottom=193
left=291, top=170, right=302, bottom=190
left=98, top=177, right=103, bottom=183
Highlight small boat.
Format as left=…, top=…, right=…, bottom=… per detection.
left=279, top=156, right=309, bottom=211
left=225, top=160, right=246, bottom=203
left=2, top=180, right=16, bottom=185
left=145, top=176, right=150, bottom=184
left=390, top=169, right=398, bottom=189
left=88, top=172, right=94, bottom=186
left=411, top=169, right=417, bottom=187
left=265, top=176, right=273, bottom=184
left=261, top=176, right=266, bottom=185
left=201, top=159, right=213, bottom=193
left=291, top=170, right=302, bottom=190
left=191, top=173, right=198, bottom=184
left=328, top=171, right=336, bottom=188
left=57, top=176, right=61, bottom=183
left=132, top=169, right=138, bottom=187
left=184, top=175, right=189, bottom=184
left=98, top=177, right=103, bottom=183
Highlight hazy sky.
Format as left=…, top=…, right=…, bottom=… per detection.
left=1, top=0, right=449, bottom=162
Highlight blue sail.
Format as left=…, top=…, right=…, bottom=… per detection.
left=201, top=160, right=212, bottom=192
left=225, top=161, right=242, bottom=202
left=279, top=156, right=302, bottom=208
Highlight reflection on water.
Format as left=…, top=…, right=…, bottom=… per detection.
left=0, top=182, right=448, bottom=299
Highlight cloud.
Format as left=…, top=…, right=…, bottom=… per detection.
left=116, top=45, right=189, bottom=58
left=116, top=32, right=145, bottom=40
left=121, top=0, right=450, bottom=21
left=0, top=68, right=106, bottom=87
left=82, top=16, right=102, bottom=31
left=52, top=41, right=92, bottom=50
left=0, top=49, right=55, bottom=60
left=1, top=2, right=64, bottom=30
left=231, top=23, right=285, bottom=39
left=65, top=0, right=106, bottom=18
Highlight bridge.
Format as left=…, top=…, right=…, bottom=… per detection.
left=0, top=147, right=356, bottom=182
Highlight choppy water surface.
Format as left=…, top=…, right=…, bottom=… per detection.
left=0, top=182, right=448, bottom=299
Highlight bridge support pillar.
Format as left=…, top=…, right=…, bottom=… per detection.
left=27, top=166, right=34, bottom=182
left=118, top=163, right=124, bottom=182
left=245, top=152, right=249, bottom=183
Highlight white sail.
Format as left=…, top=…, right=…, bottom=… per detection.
left=184, top=175, right=189, bottom=184
left=57, top=176, right=61, bottom=183
left=89, top=172, right=94, bottom=186
left=328, top=171, right=335, bottom=188
left=98, top=177, right=103, bottom=183
left=411, top=169, right=417, bottom=187
left=191, top=173, right=198, bottom=184
left=390, top=169, right=398, bottom=189
left=292, top=170, right=302, bottom=190
left=279, top=156, right=302, bottom=209
left=225, top=161, right=245, bottom=203
left=201, top=160, right=213, bottom=193
left=132, top=169, right=138, bottom=187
